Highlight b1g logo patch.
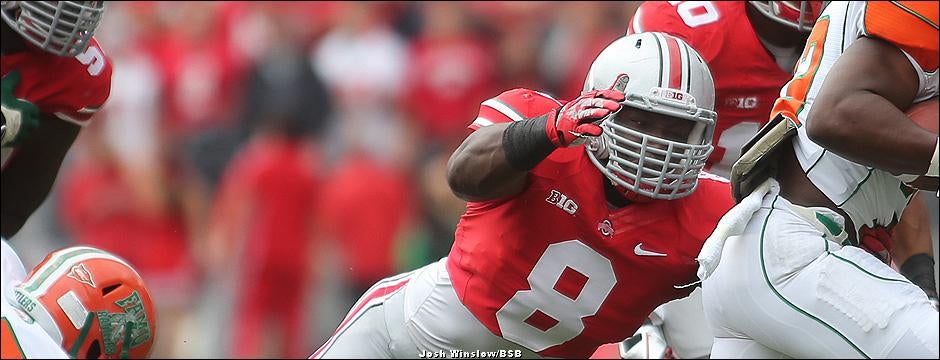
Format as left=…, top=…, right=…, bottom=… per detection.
left=67, top=263, right=96, bottom=288
left=547, top=190, right=578, bottom=215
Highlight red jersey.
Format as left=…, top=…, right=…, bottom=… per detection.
left=318, top=154, right=416, bottom=285
left=447, top=89, right=734, bottom=358
left=214, top=137, right=322, bottom=276
left=403, top=35, right=496, bottom=144
left=628, top=1, right=792, bottom=177
left=1, top=38, right=112, bottom=125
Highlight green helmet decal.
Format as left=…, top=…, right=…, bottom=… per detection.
left=97, top=291, right=152, bottom=356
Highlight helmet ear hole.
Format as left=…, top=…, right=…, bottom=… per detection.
left=88, top=339, right=102, bottom=359
left=102, top=284, right=120, bottom=296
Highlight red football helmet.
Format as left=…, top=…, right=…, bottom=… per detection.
left=748, top=1, right=826, bottom=32
left=13, top=246, right=156, bottom=359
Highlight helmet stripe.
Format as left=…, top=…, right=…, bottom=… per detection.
left=651, top=33, right=665, bottom=88
left=681, top=41, right=693, bottom=93
left=22, top=248, right=105, bottom=293
left=664, top=35, right=683, bottom=89
left=22, top=248, right=135, bottom=295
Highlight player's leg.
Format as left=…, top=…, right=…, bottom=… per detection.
left=279, top=280, right=307, bottom=358
left=400, top=258, right=540, bottom=357
left=704, top=193, right=939, bottom=358
left=311, top=269, right=417, bottom=359
left=231, top=284, right=265, bottom=357
left=315, top=258, right=542, bottom=358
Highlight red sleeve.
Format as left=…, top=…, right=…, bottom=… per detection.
left=56, top=38, right=112, bottom=124
left=467, top=88, right=563, bottom=132
left=1, top=37, right=112, bottom=125
left=627, top=1, right=692, bottom=41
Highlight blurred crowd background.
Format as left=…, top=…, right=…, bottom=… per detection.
left=7, top=1, right=938, bottom=359
left=11, top=1, right=643, bottom=357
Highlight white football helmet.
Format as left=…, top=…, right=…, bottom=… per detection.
left=584, top=32, right=717, bottom=200
left=1, top=1, right=105, bottom=56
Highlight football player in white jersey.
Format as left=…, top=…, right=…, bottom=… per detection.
left=1, top=239, right=65, bottom=358
left=700, top=1, right=939, bottom=358
left=621, top=2, right=939, bottom=358
left=1, top=239, right=156, bottom=358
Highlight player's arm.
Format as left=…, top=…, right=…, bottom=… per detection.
left=892, top=194, right=938, bottom=303
left=806, top=36, right=937, bottom=178
left=446, top=90, right=624, bottom=202
left=1, top=114, right=81, bottom=238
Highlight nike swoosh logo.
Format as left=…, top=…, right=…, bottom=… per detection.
left=634, top=243, right=667, bottom=257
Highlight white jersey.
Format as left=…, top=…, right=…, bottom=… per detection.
left=1, top=240, right=68, bottom=359
left=775, top=1, right=939, bottom=241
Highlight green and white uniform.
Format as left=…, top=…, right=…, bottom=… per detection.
left=1, top=240, right=68, bottom=358
left=702, top=2, right=939, bottom=358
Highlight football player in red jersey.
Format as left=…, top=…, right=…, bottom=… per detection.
left=701, top=1, right=938, bottom=357
left=311, top=32, right=735, bottom=359
left=1, top=1, right=110, bottom=239
left=621, top=2, right=938, bottom=358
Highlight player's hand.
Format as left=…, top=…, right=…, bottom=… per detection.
left=545, top=89, right=624, bottom=147
left=1, top=71, right=41, bottom=147
left=858, top=225, right=892, bottom=264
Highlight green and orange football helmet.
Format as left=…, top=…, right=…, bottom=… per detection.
left=13, top=246, right=156, bottom=359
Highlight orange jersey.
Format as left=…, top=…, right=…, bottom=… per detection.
left=771, top=1, right=938, bottom=245
left=773, top=1, right=938, bottom=125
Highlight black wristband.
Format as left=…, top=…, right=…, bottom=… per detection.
left=502, top=114, right=556, bottom=171
left=900, top=253, right=938, bottom=297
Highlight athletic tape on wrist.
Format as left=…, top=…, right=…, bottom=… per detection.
left=502, top=115, right=556, bottom=171
left=900, top=253, right=937, bottom=295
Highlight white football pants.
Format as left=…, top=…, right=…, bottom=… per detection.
left=310, top=258, right=538, bottom=359
left=702, top=189, right=939, bottom=358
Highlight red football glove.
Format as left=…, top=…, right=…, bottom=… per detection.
left=859, top=225, right=894, bottom=264
left=545, top=89, right=625, bottom=147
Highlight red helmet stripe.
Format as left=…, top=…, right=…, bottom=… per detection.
left=665, top=35, right=683, bottom=89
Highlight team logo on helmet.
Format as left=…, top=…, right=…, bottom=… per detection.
left=612, top=74, right=631, bottom=92
left=66, top=263, right=96, bottom=288
left=97, top=291, right=153, bottom=356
